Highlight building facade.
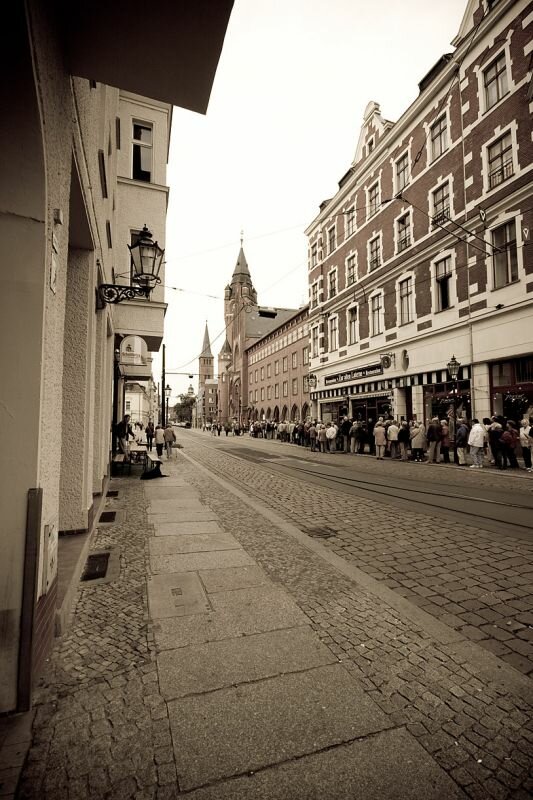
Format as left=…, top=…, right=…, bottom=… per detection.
left=247, top=306, right=311, bottom=423
left=195, top=324, right=218, bottom=426
left=306, top=0, right=533, bottom=427
left=0, top=0, right=232, bottom=713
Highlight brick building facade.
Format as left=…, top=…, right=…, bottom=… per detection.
left=306, top=0, right=533, bottom=426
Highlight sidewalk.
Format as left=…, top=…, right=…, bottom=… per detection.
left=6, top=449, right=533, bottom=799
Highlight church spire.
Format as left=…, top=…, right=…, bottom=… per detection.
left=232, top=230, right=251, bottom=282
left=200, top=322, right=212, bottom=357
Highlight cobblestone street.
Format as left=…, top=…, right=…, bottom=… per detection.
left=10, top=440, right=533, bottom=799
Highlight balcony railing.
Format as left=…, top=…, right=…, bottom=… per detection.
left=397, top=233, right=411, bottom=252
left=432, top=206, right=450, bottom=227
left=489, top=160, right=514, bottom=188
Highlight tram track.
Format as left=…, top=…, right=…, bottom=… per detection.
left=187, top=434, right=533, bottom=540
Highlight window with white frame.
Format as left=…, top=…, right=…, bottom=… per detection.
left=283, top=356, right=288, bottom=372
left=398, top=277, right=414, bottom=325
left=396, top=214, right=411, bottom=252
left=267, top=386, right=272, bottom=400
left=368, top=183, right=380, bottom=217
left=395, top=152, right=409, bottom=193
left=348, top=306, right=358, bottom=345
left=283, top=381, right=288, bottom=397
left=370, top=293, right=383, bottom=336
left=260, top=367, right=264, bottom=380
left=432, top=181, right=450, bottom=226
left=260, top=388, right=265, bottom=401
left=483, top=52, right=508, bottom=110
left=303, top=346, right=309, bottom=365
left=132, top=121, right=153, bottom=182
left=346, top=207, right=355, bottom=237
left=255, top=369, right=258, bottom=382
left=275, top=360, right=279, bottom=376
left=368, top=236, right=381, bottom=271
left=311, top=243, right=318, bottom=266
left=328, top=269, right=337, bottom=298
left=254, top=390, right=258, bottom=402
left=249, top=391, right=253, bottom=404
left=311, top=282, right=319, bottom=308
left=311, top=326, right=319, bottom=358
left=303, top=376, right=309, bottom=392
left=430, top=115, right=447, bottom=161
left=267, top=364, right=271, bottom=378
left=327, top=226, right=336, bottom=254
left=435, top=256, right=453, bottom=311
left=292, top=352, right=298, bottom=368
left=274, top=384, right=279, bottom=399
left=492, top=220, right=518, bottom=288
left=346, top=254, right=356, bottom=286
left=329, top=316, right=338, bottom=351
left=292, top=378, right=298, bottom=395
left=487, top=132, right=513, bottom=189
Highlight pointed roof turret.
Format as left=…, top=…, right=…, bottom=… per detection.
left=219, top=337, right=231, bottom=357
left=232, top=245, right=250, bottom=281
left=200, top=322, right=212, bottom=357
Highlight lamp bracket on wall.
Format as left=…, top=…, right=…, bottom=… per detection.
left=97, top=283, right=151, bottom=307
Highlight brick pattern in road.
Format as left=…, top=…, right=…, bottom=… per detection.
left=189, top=437, right=533, bottom=675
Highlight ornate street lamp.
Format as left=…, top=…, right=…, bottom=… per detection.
left=187, top=384, right=195, bottom=397
left=98, top=225, right=164, bottom=305
left=447, top=355, right=461, bottom=463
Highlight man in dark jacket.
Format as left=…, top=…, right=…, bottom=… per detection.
left=455, top=418, right=469, bottom=465
left=340, top=416, right=352, bottom=453
left=426, top=417, right=442, bottom=464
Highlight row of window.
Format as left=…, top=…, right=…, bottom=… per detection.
left=310, top=51, right=513, bottom=268
left=313, top=208, right=518, bottom=307
left=311, top=219, right=519, bottom=353
left=249, top=348, right=309, bottom=383
left=249, top=376, right=309, bottom=403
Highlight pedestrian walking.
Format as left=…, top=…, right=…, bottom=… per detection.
left=468, top=418, right=486, bottom=468
left=154, top=424, right=165, bottom=458
left=145, top=421, right=154, bottom=451
left=163, top=423, right=176, bottom=458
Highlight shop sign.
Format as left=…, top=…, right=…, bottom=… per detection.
left=324, top=363, right=383, bottom=386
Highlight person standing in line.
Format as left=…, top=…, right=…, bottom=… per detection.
left=373, top=419, right=387, bottom=459
left=398, top=421, right=410, bottom=461
left=309, top=421, right=317, bottom=452
left=326, top=422, right=338, bottom=452
left=410, top=421, right=426, bottom=462
left=154, top=424, right=165, bottom=458
left=318, top=424, right=328, bottom=453
left=426, top=417, right=442, bottom=464
left=387, top=419, right=399, bottom=459
left=349, top=420, right=359, bottom=454
left=455, top=419, right=470, bottom=466
left=519, top=419, right=532, bottom=471
left=500, top=421, right=519, bottom=469
left=468, top=418, right=486, bottom=468
left=488, top=417, right=504, bottom=469
left=164, top=423, right=176, bottom=459
left=340, top=416, right=352, bottom=454
left=440, top=420, right=451, bottom=463
left=145, top=421, right=154, bottom=451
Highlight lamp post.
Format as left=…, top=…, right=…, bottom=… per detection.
left=447, top=355, right=461, bottom=464
left=164, top=384, right=171, bottom=427
left=98, top=225, right=164, bottom=305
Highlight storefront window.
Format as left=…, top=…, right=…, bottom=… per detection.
left=491, top=361, right=513, bottom=386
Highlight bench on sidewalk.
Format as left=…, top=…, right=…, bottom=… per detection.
left=111, top=453, right=131, bottom=476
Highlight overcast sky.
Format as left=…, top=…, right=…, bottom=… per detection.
left=158, top=0, right=467, bottom=403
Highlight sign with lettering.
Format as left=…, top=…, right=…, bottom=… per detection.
left=324, top=363, right=383, bottom=386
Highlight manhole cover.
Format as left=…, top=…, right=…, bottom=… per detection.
left=99, top=511, right=116, bottom=523
left=81, top=552, right=110, bottom=581
left=106, top=490, right=119, bottom=498
left=306, top=526, right=336, bottom=540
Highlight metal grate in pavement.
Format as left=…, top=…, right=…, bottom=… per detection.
left=81, top=552, right=110, bottom=581
left=305, top=526, right=337, bottom=540
left=99, top=511, right=116, bottom=523
left=106, top=490, right=119, bottom=497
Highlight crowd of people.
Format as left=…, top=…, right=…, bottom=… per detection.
left=202, top=414, right=533, bottom=471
